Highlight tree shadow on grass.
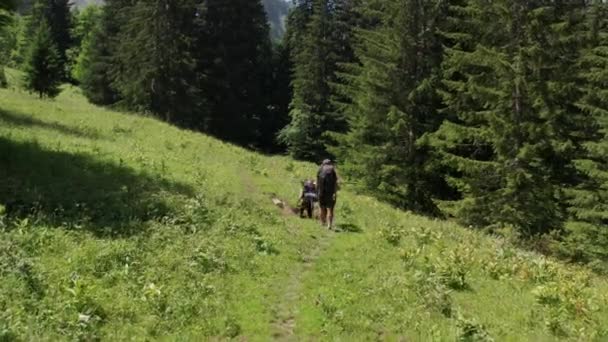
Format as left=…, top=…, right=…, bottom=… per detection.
left=0, top=108, right=104, bottom=140
left=0, top=137, right=195, bottom=237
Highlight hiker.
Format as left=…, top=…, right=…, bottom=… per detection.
left=317, top=159, right=339, bottom=229
left=299, top=179, right=317, bottom=218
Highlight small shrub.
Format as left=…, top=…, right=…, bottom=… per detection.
left=190, top=245, right=230, bottom=274
left=253, top=235, right=278, bottom=255
left=399, top=247, right=421, bottom=268
left=436, top=248, right=474, bottom=290
left=482, top=247, right=521, bottom=280
left=412, top=271, right=453, bottom=317
left=379, top=222, right=405, bottom=246
left=456, top=314, right=494, bottom=342
left=412, top=226, right=436, bottom=246
left=531, top=272, right=598, bottom=336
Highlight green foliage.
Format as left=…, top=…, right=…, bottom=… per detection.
left=456, top=314, right=494, bottom=342
left=69, top=5, right=102, bottom=82
left=0, top=0, right=15, bottom=27
left=331, top=0, right=446, bottom=213
left=78, top=0, right=122, bottom=106
left=195, top=0, right=273, bottom=145
left=559, top=0, right=608, bottom=273
left=429, top=0, right=590, bottom=236
left=280, top=0, right=354, bottom=160
left=1, top=79, right=608, bottom=339
left=22, top=20, right=62, bottom=98
left=112, top=0, right=202, bottom=125
left=27, top=0, right=73, bottom=79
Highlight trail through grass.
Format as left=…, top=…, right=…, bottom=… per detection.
left=1, top=71, right=607, bottom=340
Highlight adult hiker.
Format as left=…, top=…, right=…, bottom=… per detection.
left=299, top=179, right=317, bottom=218
left=317, top=159, right=339, bottom=229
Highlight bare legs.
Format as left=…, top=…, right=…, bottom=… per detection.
left=320, top=207, right=328, bottom=226
left=320, top=206, right=334, bottom=229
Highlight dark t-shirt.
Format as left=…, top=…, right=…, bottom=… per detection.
left=317, top=165, right=337, bottom=197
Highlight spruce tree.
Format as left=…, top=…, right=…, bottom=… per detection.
left=280, top=0, right=354, bottom=161
left=23, top=19, right=62, bottom=98
left=70, top=5, right=102, bottom=82
left=113, top=0, right=202, bottom=126
left=79, top=0, right=126, bottom=105
left=561, top=0, right=608, bottom=270
left=259, top=41, right=292, bottom=152
left=0, top=0, right=15, bottom=27
left=430, top=0, right=588, bottom=234
left=28, top=0, right=73, bottom=79
left=331, top=0, right=446, bottom=213
left=195, top=0, right=272, bottom=145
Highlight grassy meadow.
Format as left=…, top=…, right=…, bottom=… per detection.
left=1, top=69, right=607, bottom=340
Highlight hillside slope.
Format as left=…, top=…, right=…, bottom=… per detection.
left=1, top=70, right=607, bottom=340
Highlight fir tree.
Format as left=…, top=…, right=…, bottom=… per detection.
left=79, top=0, right=127, bottom=105
left=331, top=0, right=446, bottom=213
left=29, top=0, right=73, bottom=79
left=0, top=0, right=15, bottom=27
left=430, top=0, right=588, bottom=234
left=561, top=0, right=608, bottom=270
left=195, top=0, right=272, bottom=145
left=280, top=0, right=354, bottom=161
left=113, top=0, right=202, bottom=126
left=23, top=19, right=62, bottom=98
left=259, top=41, right=292, bottom=152
left=70, top=4, right=103, bottom=82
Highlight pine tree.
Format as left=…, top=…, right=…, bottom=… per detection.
left=23, top=19, right=62, bottom=98
left=28, top=0, right=73, bottom=79
left=331, top=0, right=446, bottom=213
left=561, top=0, right=608, bottom=270
left=70, top=5, right=103, bottom=82
left=280, top=0, right=354, bottom=161
left=112, top=0, right=202, bottom=126
left=195, top=0, right=272, bottom=145
left=259, top=41, right=292, bottom=152
left=0, top=0, right=15, bottom=87
left=78, top=0, right=127, bottom=105
left=0, top=0, right=15, bottom=27
left=430, top=0, right=588, bottom=234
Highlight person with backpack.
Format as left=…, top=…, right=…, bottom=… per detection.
left=317, top=159, right=339, bottom=229
left=299, top=179, right=317, bottom=218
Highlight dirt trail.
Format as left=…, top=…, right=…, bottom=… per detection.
left=239, top=170, right=332, bottom=339
left=270, top=229, right=333, bottom=340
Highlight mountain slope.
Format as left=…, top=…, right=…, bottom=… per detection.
left=1, top=69, right=607, bottom=340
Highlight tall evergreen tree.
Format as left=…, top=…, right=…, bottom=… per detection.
left=112, top=0, right=202, bottom=126
left=331, top=0, right=446, bottom=213
left=79, top=0, right=127, bottom=105
left=29, top=0, right=73, bottom=79
left=280, top=0, right=354, bottom=160
left=196, top=0, right=272, bottom=145
left=69, top=4, right=103, bottom=82
left=0, top=0, right=15, bottom=27
left=259, top=41, right=292, bottom=152
left=23, top=19, right=62, bottom=98
left=430, top=0, right=588, bottom=234
left=561, top=0, right=608, bottom=270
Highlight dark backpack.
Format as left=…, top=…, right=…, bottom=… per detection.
left=318, top=165, right=337, bottom=195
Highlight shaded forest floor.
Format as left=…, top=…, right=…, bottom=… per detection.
left=1, top=69, right=607, bottom=340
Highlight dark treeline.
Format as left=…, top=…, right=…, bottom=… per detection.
left=1, top=0, right=608, bottom=271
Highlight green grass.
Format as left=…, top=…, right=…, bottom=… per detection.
left=1, top=70, right=607, bottom=340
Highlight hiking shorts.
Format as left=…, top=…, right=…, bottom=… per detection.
left=319, top=192, right=336, bottom=209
